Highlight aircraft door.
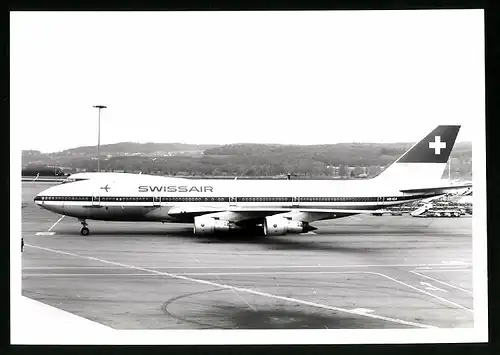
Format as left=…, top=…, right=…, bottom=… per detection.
left=229, top=196, right=237, bottom=207
left=292, top=197, right=299, bottom=207
left=92, top=193, right=101, bottom=207
left=153, top=196, right=161, bottom=207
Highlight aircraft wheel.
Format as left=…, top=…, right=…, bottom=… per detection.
left=80, top=227, right=90, bottom=236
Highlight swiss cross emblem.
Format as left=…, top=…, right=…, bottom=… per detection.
left=429, top=136, right=446, bottom=155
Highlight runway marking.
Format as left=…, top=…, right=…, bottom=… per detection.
left=369, top=272, right=473, bottom=314
left=188, top=254, right=257, bottom=312
left=419, top=282, right=448, bottom=292
left=18, top=271, right=476, bottom=282
left=350, top=308, right=374, bottom=314
left=23, top=273, right=155, bottom=277
left=418, top=269, right=471, bottom=273
left=415, top=266, right=469, bottom=270
left=35, top=232, right=55, bottom=236
left=48, top=215, right=65, bottom=232
left=25, top=243, right=436, bottom=329
left=411, top=271, right=473, bottom=295
left=20, top=262, right=472, bottom=270
left=442, top=261, right=469, bottom=265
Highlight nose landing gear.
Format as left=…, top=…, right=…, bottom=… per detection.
left=79, top=219, right=90, bottom=236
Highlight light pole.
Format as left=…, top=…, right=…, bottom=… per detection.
left=93, top=105, right=107, bottom=172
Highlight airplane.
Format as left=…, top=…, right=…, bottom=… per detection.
left=34, top=125, right=472, bottom=236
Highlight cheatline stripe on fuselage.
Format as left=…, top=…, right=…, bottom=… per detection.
left=34, top=193, right=437, bottom=203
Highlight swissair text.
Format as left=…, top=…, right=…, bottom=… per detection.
left=138, top=185, right=214, bottom=193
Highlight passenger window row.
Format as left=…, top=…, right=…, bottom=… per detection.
left=37, top=196, right=91, bottom=201
left=161, top=197, right=227, bottom=202
left=35, top=196, right=407, bottom=202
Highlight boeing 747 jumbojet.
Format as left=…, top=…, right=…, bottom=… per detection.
left=34, top=125, right=471, bottom=236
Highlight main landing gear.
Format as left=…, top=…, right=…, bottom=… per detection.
left=79, top=219, right=90, bottom=236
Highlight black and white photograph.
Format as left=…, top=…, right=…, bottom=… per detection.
left=11, top=10, right=487, bottom=345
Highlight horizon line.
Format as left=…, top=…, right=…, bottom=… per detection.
left=23, top=139, right=473, bottom=154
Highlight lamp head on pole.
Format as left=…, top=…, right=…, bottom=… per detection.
left=93, top=105, right=107, bottom=109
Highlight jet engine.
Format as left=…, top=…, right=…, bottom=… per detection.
left=193, top=216, right=231, bottom=235
left=263, top=216, right=307, bottom=236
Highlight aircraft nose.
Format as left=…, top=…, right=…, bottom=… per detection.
left=34, top=186, right=54, bottom=206
left=34, top=192, right=45, bottom=206
left=33, top=185, right=65, bottom=214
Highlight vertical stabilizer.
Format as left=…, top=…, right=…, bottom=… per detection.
left=374, top=125, right=461, bottom=185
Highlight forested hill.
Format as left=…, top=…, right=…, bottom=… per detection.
left=203, top=141, right=472, bottom=167
left=23, top=141, right=472, bottom=178
left=58, top=142, right=219, bottom=155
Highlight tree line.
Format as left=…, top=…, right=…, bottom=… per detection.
left=22, top=142, right=472, bottom=178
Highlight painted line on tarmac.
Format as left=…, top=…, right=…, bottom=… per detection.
left=351, top=308, right=374, bottom=314
left=35, top=232, right=55, bottom=236
left=441, top=261, right=470, bottom=265
left=187, top=253, right=257, bottom=312
left=370, top=272, right=473, bottom=313
left=416, top=265, right=470, bottom=270
left=16, top=271, right=476, bottom=286
left=419, top=269, right=471, bottom=273
left=48, top=215, right=65, bottom=232
left=23, top=273, right=156, bottom=277
left=414, top=268, right=471, bottom=272
left=20, top=262, right=472, bottom=270
left=410, top=271, right=473, bottom=295
left=25, top=243, right=436, bottom=329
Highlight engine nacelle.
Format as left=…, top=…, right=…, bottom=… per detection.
left=193, top=216, right=231, bottom=235
left=263, top=216, right=305, bottom=236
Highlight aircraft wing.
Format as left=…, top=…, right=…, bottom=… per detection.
left=229, top=207, right=383, bottom=214
left=167, top=205, right=384, bottom=220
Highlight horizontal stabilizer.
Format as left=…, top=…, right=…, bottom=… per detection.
left=400, top=182, right=472, bottom=194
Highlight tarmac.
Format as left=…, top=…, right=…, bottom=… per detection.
left=21, top=182, right=473, bottom=329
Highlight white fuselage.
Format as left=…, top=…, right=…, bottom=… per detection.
left=34, top=175, right=437, bottom=223
left=31, top=124, right=465, bottom=236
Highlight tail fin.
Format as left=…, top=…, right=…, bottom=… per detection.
left=374, top=125, right=461, bottom=184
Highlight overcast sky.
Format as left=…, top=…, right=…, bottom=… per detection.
left=11, top=10, right=484, bottom=153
